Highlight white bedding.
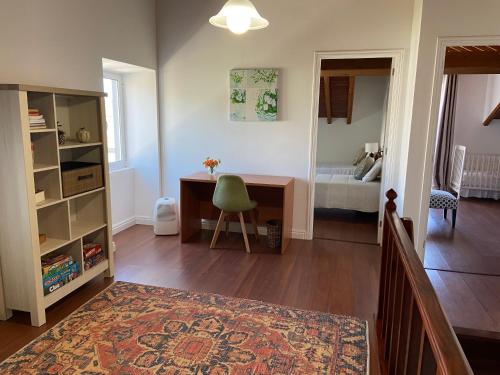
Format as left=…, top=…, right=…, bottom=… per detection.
left=316, top=162, right=356, bottom=176
left=315, top=174, right=381, bottom=212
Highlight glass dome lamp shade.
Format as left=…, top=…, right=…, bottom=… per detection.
left=209, top=0, right=269, bottom=35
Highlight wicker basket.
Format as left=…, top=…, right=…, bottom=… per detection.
left=266, top=219, right=282, bottom=249
left=61, top=162, right=103, bottom=197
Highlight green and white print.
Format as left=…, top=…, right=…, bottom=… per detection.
left=229, top=68, right=279, bottom=122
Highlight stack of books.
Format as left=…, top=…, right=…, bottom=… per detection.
left=28, top=109, right=47, bottom=129
left=83, top=243, right=105, bottom=270
left=42, top=254, right=79, bottom=295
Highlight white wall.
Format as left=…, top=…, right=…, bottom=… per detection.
left=110, top=168, right=136, bottom=233
left=402, top=0, right=500, bottom=254
left=0, top=0, right=158, bottom=234
left=454, top=75, right=500, bottom=154
left=0, top=0, right=156, bottom=92
left=123, top=71, right=161, bottom=224
left=156, top=0, right=414, bottom=237
left=485, top=74, right=500, bottom=124
left=316, top=76, right=388, bottom=164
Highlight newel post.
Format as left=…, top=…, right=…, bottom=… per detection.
left=385, top=189, right=397, bottom=212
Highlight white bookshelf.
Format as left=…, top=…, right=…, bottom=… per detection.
left=0, top=84, right=114, bottom=326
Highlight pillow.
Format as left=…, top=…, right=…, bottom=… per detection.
left=353, top=156, right=374, bottom=180
left=352, top=148, right=367, bottom=165
left=362, top=157, right=383, bottom=182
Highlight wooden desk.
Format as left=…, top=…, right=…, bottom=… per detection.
left=180, top=172, right=294, bottom=253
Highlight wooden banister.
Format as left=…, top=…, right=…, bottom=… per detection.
left=377, top=189, right=473, bottom=375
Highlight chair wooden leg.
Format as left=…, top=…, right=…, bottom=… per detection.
left=225, top=216, right=229, bottom=238
left=452, top=209, right=457, bottom=228
left=249, top=210, right=259, bottom=240
left=443, top=209, right=447, bottom=219
left=238, top=212, right=251, bottom=253
left=210, top=211, right=226, bottom=249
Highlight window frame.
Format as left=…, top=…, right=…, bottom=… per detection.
left=103, top=72, right=127, bottom=171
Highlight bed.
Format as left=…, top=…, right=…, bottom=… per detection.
left=315, top=173, right=381, bottom=212
left=316, top=162, right=356, bottom=176
left=460, top=152, right=500, bottom=200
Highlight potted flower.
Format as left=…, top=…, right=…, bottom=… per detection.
left=203, top=157, right=221, bottom=176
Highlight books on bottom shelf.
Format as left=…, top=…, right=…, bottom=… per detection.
left=42, top=254, right=80, bottom=295
left=83, top=243, right=106, bottom=270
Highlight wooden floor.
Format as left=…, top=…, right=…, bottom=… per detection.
left=424, top=198, right=500, bottom=374
left=0, top=225, right=382, bottom=373
left=425, top=198, right=500, bottom=275
left=313, top=208, right=379, bottom=244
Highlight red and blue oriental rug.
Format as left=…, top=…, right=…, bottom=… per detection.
left=0, top=281, right=368, bottom=374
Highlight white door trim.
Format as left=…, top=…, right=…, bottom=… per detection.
left=306, top=49, right=405, bottom=241
left=415, top=35, right=500, bottom=254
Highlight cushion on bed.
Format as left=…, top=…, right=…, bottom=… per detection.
left=352, top=148, right=367, bottom=165
left=362, top=158, right=383, bottom=182
left=353, top=156, right=374, bottom=180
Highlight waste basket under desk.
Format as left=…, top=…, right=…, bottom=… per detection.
left=180, top=172, right=294, bottom=254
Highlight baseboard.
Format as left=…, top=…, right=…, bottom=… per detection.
left=112, top=216, right=154, bottom=235
left=291, top=229, right=307, bottom=240
left=112, top=217, right=136, bottom=235
left=135, top=216, right=154, bottom=226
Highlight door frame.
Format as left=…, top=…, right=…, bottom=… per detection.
left=306, top=49, right=405, bottom=241
left=415, top=35, right=500, bottom=254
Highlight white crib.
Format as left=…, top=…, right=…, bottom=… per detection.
left=461, top=152, right=500, bottom=200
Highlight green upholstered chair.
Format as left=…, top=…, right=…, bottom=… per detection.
left=210, top=175, right=258, bottom=253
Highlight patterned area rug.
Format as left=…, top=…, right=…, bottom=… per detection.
left=0, top=282, right=368, bottom=374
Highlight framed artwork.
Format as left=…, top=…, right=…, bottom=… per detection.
left=229, top=68, right=279, bottom=122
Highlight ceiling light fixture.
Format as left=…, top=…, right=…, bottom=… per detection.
left=209, top=0, right=269, bottom=35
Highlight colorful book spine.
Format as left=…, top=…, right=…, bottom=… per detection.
left=84, top=253, right=105, bottom=270
left=83, top=243, right=102, bottom=260
left=42, top=255, right=73, bottom=275
left=43, top=262, right=79, bottom=295
left=43, top=259, right=74, bottom=280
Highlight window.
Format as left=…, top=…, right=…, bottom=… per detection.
left=103, top=74, right=125, bottom=169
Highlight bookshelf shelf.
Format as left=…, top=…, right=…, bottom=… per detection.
left=59, top=141, right=103, bottom=150
left=44, top=260, right=108, bottom=308
left=33, top=164, right=59, bottom=173
left=0, top=85, right=114, bottom=326
left=40, top=238, right=70, bottom=256
left=36, top=198, right=62, bottom=210
left=72, top=223, right=107, bottom=240
left=30, top=128, right=57, bottom=134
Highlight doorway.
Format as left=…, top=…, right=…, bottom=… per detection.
left=420, top=42, right=500, bottom=364
left=307, top=50, right=405, bottom=243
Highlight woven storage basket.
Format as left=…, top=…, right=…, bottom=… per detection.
left=61, top=162, right=103, bottom=197
left=266, top=219, right=282, bottom=249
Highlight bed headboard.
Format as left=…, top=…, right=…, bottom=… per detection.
left=377, top=190, right=473, bottom=375
left=450, top=145, right=466, bottom=195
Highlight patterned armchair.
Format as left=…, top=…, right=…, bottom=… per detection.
left=429, top=145, right=466, bottom=228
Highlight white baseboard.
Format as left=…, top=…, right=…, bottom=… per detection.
left=112, top=217, right=136, bottom=235
left=112, top=216, right=153, bottom=235
left=135, top=216, right=154, bottom=226
left=291, top=230, right=307, bottom=240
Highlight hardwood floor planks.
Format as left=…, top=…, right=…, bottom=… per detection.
left=0, top=224, right=382, bottom=375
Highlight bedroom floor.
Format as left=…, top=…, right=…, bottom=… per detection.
left=425, top=197, right=500, bottom=275
left=0, top=224, right=382, bottom=373
left=424, top=197, right=500, bottom=373
left=313, top=208, right=379, bottom=244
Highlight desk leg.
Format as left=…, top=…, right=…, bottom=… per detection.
left=180, top=181, right=201, bottom=242
left=281, top=182, right=294, bottom=253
